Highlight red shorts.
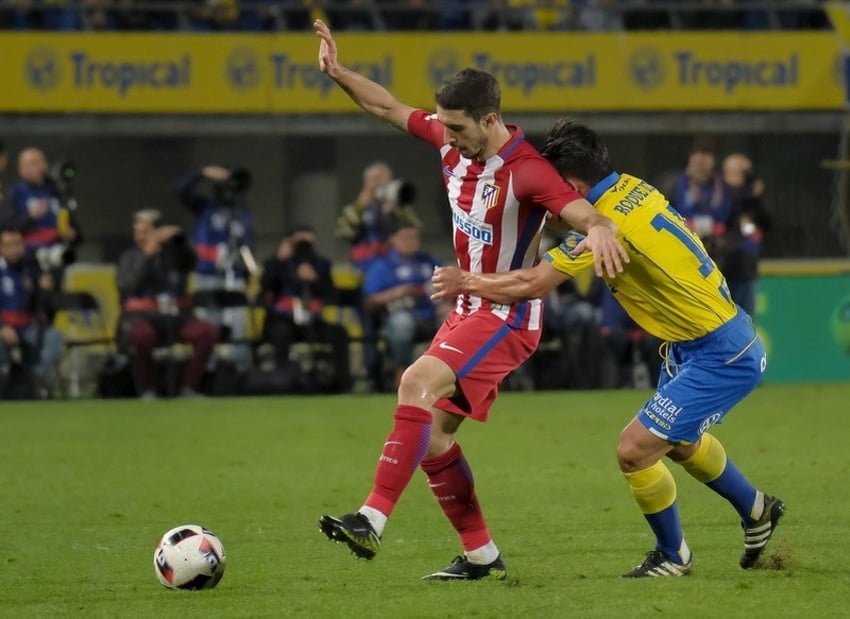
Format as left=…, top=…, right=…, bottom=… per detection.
left=424, top=310, right=541, bottom=422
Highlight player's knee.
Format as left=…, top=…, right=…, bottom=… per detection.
left=616, top=440, right=644, bottom=473
left=397, top=364, right=431, bottom=401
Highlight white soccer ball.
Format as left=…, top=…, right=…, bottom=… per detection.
left=153, top=524, right=227, bottom=590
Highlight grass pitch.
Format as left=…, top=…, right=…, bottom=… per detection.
left=1, top=383, right=849, bottom=618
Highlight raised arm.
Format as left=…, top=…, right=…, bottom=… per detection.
left=430, top=261, right=568, bottom=305
left=314, top=19, right=415, bottom=132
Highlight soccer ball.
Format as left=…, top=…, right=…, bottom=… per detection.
left=153, top=525, right=226, bottom=590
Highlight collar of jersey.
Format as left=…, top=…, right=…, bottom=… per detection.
left=498, top=124, right=525, bottom=160
left=586, top=171, right=620, bottom=205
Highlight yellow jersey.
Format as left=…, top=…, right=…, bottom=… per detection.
left=545, top=172, right=737, bottom=342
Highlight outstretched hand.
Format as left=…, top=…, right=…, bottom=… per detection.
left=314, top=19, right=338, bottom=76
left=571, top=225, right=629, bottom=278
left=430, top=266, right=465, bottom=301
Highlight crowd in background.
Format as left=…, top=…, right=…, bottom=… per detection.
left=0, top=0, right=831, bottom=33
left=0, top=130, right=769, bottom=400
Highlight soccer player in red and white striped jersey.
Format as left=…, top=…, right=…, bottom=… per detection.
left=314, top=19, right=628, bottom=580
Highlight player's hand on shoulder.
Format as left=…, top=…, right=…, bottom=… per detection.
left=573, top=224, right=629, bottom=279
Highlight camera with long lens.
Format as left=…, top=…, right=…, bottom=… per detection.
left=217, top=215, right=258, bottom=278
left=47, top=159, right=77, bottom=200
left=375, top=179, right=416, bottom=206
left=213, top=167, right=253, bottom=207
left=35, top=244, right=67, bottom=272
left=225, top=168, right=252, bottom=194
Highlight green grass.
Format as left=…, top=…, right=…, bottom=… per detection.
left=1, top=384, right=849, bottom=618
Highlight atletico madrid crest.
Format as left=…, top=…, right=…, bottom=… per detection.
left=481, top=183, right=500, bottom=209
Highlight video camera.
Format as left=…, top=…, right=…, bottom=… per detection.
left=225, top=167, right=253, bottom=194
left=36, top=159, right=78, bottom=272
left=375, top=179, right=416, bottom=206
left=35, top=244, right=68, bottom=272
left=47, top=159, right=76, bottom=196
left=211, top=167, right=253, bottom=209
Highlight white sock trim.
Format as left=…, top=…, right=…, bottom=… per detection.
left=465, top=540, right=499, bottom=565
left=750, top=490, right=765, bottom=522
left=678, top=538, right=692, bottom=565
left=358, top=506, right=388, bottom=537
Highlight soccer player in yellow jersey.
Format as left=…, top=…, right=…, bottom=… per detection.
left=431, top=119, right=785, bottom=577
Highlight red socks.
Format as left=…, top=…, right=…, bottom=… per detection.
left=421, top=442, right=491, bottom=552
left=364, top=405, right=432, bottom=517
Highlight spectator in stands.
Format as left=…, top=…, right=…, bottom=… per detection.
left=362, top=220, right=449, bottom=389
left=115, top=209, right=218, bottom=399
left=38, top=0, right=85, bottom=30
left=336, top=161, right=422, bottom=385
left=1, top=0, right=40, bottom=29
left=277, top=1, right=313, bottom=30
left=576, top=0, right=623, bottom=31
left=175, top=164, right=256, bottom=372
left=112, top=0, right=176, bottom=30
left=599, top=286, right=661, bottom=389
left=538, top=275, right=605, bottom=389
left=670, top=136, right=731, bottom=259
left=326, top=0, right=375, bottom=31
left=721, top=152, right=771, bottom=318
left=381, top=0, right=433, bottom=30
left=260, top=225, right=351, bottom=393
left=186, top=0, right=266, bottom=31
left=679, top=0, right=742, bottom=30
left=622, top=0, right=672, bottom=30
left=0, top=147, right=82, bottom=288
left=84, top=0, right=117, bottom=31
left=0, top=227, right=64, bottom=398
left=433, top=0, right=474, bottom=30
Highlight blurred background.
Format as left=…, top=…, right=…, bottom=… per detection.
left=0, top=0, right=848, bottom=399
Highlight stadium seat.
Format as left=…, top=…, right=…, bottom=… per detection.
left=53, top=291, right=115, bottom=397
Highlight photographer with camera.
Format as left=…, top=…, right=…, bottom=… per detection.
left=0, top=227, right=64, bottom=399
left=116, top=209, right=218, bottom=399
left=721, top=153, right=772, bottom=318
left=336, top=161, right=422, bottom=389
left=0, top=147, right=82, bottom=290
left=335, top=161, right=422, bottom=273
left=175, top=164, right=256, bottom=372
left=260, top=225, right=351, bottom=394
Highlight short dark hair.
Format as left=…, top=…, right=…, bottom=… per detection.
left=690, top=135, right=716, bottom=155
left=287, top=223, right=315, bottom=237
left=540, top=118, right=613, bottom=186
left=387, top=215, right=419, bottom=236
left=435, top=68, right=501, bottom=121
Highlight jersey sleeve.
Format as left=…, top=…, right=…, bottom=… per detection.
left=407, top=109, right=446, bottom=150
left=512, top=156, right=583, bottom=216
left=543, top=231, right=595, bottom=278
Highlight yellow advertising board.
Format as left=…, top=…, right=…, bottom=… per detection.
left=0, top=32, right=843, bottom=113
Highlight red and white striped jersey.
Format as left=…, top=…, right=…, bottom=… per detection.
left=408, top=109, right=581, bottom=331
